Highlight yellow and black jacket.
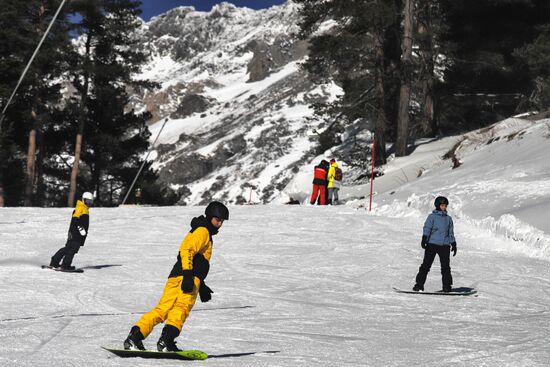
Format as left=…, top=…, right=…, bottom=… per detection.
left=168, top=216, right=214, bottom=278
left=68, top=200, right=89, bottom=246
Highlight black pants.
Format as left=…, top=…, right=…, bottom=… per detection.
left=415, top=244, right=452, bottom=288
left=51, top=240, right=81, bottom=267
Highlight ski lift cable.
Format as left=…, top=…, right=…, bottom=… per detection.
left=120, top=118, right=169, bottom=206
left=0, top=0, right=69, bottom=130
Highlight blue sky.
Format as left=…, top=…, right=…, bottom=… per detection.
left=140, top=0, right=287, bottom=20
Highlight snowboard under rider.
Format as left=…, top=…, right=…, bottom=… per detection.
left=123, top=201, right=229, bottom=352
left=49, top=192, right=93, bottom=270
left=413, top=196, right=457, bottom=292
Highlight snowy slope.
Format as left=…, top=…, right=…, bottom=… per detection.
left=1, top=117, right=550, bottom=366
left=372, top=117, right=550, bottom=259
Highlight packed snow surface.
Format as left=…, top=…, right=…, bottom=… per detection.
left=1, top=118, right=550, bottom=366
left=1, top=207, right=549, bottom=366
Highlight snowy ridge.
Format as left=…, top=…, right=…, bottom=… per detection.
left=128, top=1, right=343, bottom=205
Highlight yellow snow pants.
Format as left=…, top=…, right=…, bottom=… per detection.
left=135, top=275, right=200, bottom=338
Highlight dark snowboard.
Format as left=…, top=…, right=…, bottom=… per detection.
left=392, top=286, right=476, bottom=296
left=102, top=347, right=208, bottom=360
left=41, top=265, right=84, bottom=273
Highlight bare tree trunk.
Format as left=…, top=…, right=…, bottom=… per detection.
left=24, top=122, right=37, bottom=206
left=396, top=0, right=414, bottom=157
left=0, top=123, right=7, bottom=206
left=92, top=158, right=101, bottom=206
left=35, top=128, right=45, bottom=206
left=0, top=169, right=4, bottom=206
left=68, top=32, right=92, bottom=207
left=68, top=129, right=83, bottom=207
left=417, top=4, right=437, bottom=136
left=0, top=139, right=4, bottom=207
left=422, top=77, right=435, bottom=134
left=373, top=33, right=387, bottom=166
left=24, top=3, right=47, bottom=206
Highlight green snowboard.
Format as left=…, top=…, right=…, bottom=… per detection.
left=102, top=347, right=208, bottom=360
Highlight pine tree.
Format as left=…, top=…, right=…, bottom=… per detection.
left=66, top=0, right=157, bottom=206
left=0, top=0, right=69, bottom=206
left=437, top=0, right=550, bottom=129
left=299, top=0, right=550, bottom=165
left=25, top=1, right=70, bottom=206
left=296, top=0, right=404, bottom=166
left=513, top=24, right=550, bottom=110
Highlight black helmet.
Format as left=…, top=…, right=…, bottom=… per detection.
left=434, top=196, right=449, bottom=208
left=205, top=201, right=229, bottom=220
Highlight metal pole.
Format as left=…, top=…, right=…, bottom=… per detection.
left=121, top=118, right=168, bottom=205
left=0, top=0, right=69, bottom=130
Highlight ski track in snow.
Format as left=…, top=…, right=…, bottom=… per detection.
left=1, top=205, right=549, bottom=366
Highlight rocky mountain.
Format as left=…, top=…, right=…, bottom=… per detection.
left=129, top=1, right=341, bottom=205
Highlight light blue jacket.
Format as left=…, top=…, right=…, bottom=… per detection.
left=423, top=210, right=456, bottom=246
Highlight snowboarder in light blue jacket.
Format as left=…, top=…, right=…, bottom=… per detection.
left=413, top=196, right=457, bottom=292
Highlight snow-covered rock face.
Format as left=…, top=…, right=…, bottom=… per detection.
left=129, top=1, right=340, bottom=205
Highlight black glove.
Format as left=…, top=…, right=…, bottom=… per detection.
left=451, top=242, right=457, bottom=257
left=193, top=253, right=210, bottom=281
left=198, top=281, right=213, bottom=303
left=421, top=235, right=428, bottom=249
left=181, top=270, right=195, bottom=293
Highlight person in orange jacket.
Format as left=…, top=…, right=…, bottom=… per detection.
left=310, top=160, right=329, bottom=205
left=123, top=201, right=229, bottom=352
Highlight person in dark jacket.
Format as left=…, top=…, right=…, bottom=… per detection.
left=413, top=196, right=457, bottom=292
left=310, top=160, right=329, bottom=205
left=123, top=201, right=229, bottom=352
left=50, top=192, right=93, bottom=270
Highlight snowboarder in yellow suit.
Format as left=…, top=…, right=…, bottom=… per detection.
left=123, top=201, right=229, bottom=352
left=50, top=192, right=93, bottom=270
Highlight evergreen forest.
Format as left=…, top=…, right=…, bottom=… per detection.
left=1, top=0, right=550, bottom=206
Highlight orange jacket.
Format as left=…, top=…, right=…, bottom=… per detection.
left=312, top=166, right=327, bottom=185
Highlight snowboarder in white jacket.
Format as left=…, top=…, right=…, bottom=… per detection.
left=413, top=196, right=457, bottom=292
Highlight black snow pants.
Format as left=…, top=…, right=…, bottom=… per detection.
left=51, top=240, right=81, bottom=267
left=415, top=244, right=452, bottom=289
